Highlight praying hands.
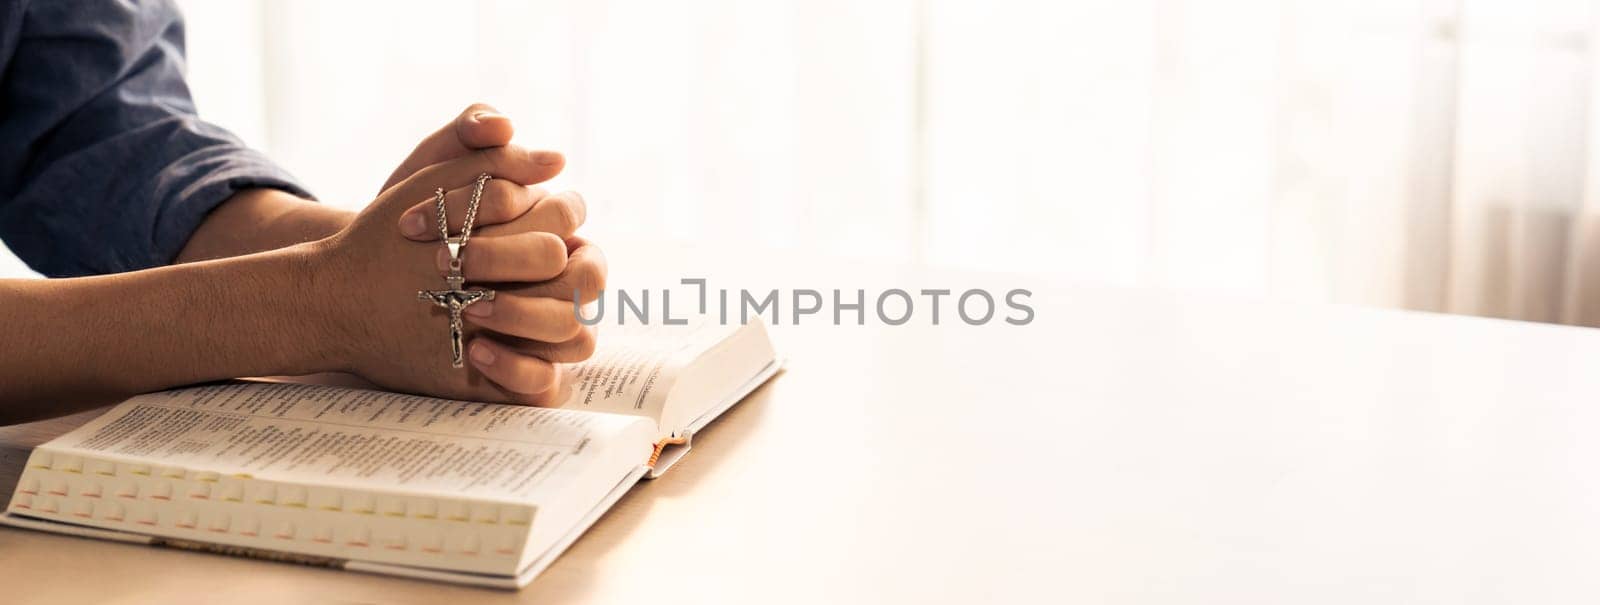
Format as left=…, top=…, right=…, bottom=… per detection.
left=0, top=105, right=602, bottom=423
left=320, top=105, right=603, bottom=406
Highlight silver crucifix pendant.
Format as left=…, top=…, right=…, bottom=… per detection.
left=419, top=235, right=495, bottom=368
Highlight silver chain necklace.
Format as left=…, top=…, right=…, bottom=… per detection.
left=417, top=173, right=496, bottom=368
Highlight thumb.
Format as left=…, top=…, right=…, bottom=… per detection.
left=381, top=103, right=516, bottom=193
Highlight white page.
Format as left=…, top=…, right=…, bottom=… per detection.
left=553, top=319, right=734, bottom=421
left=42, top=382, right=649, bottom=501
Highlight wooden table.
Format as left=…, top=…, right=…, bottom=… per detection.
left=6, top=244, right=1600, bottom=603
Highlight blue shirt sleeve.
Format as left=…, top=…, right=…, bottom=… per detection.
left=0, top=0, right=313, bottom=278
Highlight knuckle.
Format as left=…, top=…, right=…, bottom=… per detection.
left=512, top=363, right=556, bottom=394
left=489, top=180, right=523, bottom=217
left=564, top=327, right=597, bottom=361
left=490, top=178, right=519, bottom=198
left=537, top=199, right=577, bottom=235
left=474, top=148, right=504, bottom=177
left=553, top=194, right=583, bottom=232
left=566, top=191, right=587, bottom=223
left=506, top=376, right=539, bottom=395
left=572, top=260, right=605, bottom=302
left=537, top=233, right=568, bottom=265
left=550, top=306, right=584, bottom=342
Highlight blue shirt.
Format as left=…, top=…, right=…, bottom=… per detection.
left=0, top=0, right=311, bottom=277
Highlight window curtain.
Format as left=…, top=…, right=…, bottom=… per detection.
left=9, top=0, right=1595, bottom=328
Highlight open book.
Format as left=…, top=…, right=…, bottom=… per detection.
left=0, top=319, right=779, bottom=588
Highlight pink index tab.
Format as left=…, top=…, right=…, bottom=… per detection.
left=345, top=527, right=371, bottom=548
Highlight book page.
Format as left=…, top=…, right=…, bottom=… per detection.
left=552, top=319, right=734, bottom=420
left=41, top=382, right=651, bottom=501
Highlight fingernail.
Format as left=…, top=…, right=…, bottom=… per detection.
left=401, top=213, right=427, bottom=237
left=434, top=249, right=449, bottom=272
left=465, top=299, right=493, bottom=318
left=472, top=110, right=503, bottom=121
left=470, top=341, right=496, bottom=366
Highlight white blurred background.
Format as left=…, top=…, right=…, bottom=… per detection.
left=5, top=0, right=1600, bottom=325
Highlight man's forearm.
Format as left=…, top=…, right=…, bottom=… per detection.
left=1, top=242, right=342, bottom=423
left=177, top=188, right=355, bottom=262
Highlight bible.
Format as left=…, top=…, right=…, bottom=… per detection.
left=0, top=319, right=779, bottom=588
